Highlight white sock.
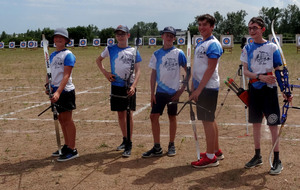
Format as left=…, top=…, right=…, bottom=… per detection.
left=206, top=153, right=215, bottom=159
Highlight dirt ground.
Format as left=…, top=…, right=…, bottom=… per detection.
left=0, top=46, right=300, bottom=190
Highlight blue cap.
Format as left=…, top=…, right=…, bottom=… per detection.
left=115, top=25, right=129, bottom=33
left=161, top=26, right=176, bottom=36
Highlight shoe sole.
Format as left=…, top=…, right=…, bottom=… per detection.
left=57, top=154, right=79, bottom=162
left=217, top=155, right=224, bottom=160
left=269, top=166, right=283, bottom=175
left=244, top=162, right=263, bottom=169
left=142, top=153, right=163, bottom=158
left=192, top=161, right=220, bottom=168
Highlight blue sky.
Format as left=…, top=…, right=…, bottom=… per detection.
left=1, top=0, right=299, bottom=34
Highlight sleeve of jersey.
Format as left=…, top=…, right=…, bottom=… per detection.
left=64, top=53, right=76, bottom=67
left=240, top=47, right=248, bottom=63
left=136, top=50, right=142, bottom=63
left=273, top=49, right=283, bottom=68
left=207, top=42, right=223, bottom=59
left=178, top=50, right=187, bottom=67
left=148, top=54, right=157, bottom=70
left=100, top=47, right=109, bottom=58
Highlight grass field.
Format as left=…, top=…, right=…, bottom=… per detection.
left=0, top=44, right=300, bottom=189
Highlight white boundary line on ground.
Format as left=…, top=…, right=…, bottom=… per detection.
left=0, top=91, right=38, bottom=103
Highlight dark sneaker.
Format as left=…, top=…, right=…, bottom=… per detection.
left=142, top=147, right=163, bottom=158
left=244, top=155, right=263, bottom=169
left=57, top=148, right=79, bottom=162
left=122, top=141, right=132, bottom=158
left=52, top=144, right=68, bottom=157
left=269, top=160, right=283, bottom=175
left=117, top=137, right=127, bottom=151
left=200, top=149, right=224, bottom=160
left=191, top=154, right=219, bottom=168
left=167, top=143, right=176, bottom=157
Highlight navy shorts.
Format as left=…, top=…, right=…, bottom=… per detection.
left=151, top=92, right=177, bottom=116
left=55, top=90, right=76, bottom=113
left=110, top=85, right=136, bottom=111
left=248, top=84, right=281, bottom=125
left=196, top=88, right=218, bottom=122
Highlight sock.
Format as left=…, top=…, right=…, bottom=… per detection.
left=274, top=151, right=279, bottom=162
left=206, top=153, right=215, bottom=159
left=154, top=143, right=161, bottom=150
left=169, top=142, right=174, bottom=147
left=255, top=149, right=261, bottom=157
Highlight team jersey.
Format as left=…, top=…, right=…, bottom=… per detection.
left=101, top=44, right=142, bottom=87
left=240, top=41, right=282, bottom=89
left=50, top=49, right=76, bottom=92
left=149, top=46, right=187, bottom=95
left=192, top=35, right=223, bottom=90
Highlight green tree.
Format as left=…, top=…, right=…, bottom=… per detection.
left=259, top=7, right=282, bottom=36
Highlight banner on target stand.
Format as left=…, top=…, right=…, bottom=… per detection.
left=177, top=36, right=185, bottom=45
left=93, top=39, right=101, bottom=46
left=107, top=38, right=115, bottom=46
left=79, top=39, right=87, bottom=47
left=193, top=35, right=203, bottom=46
left=67, top=39, right=74, bottom=47
left=220, top=35, right=234, bottom=48
left=9, top=42, right=15, bottom=49
left=269, top=34, right=282, bottom=47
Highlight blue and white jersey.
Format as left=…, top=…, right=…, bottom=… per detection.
left=149, top=46, right=187, bottom=95
left=50, top=49, right=76, bottom=92
left=101, top=44, right=142, bottom=87
left=240, top=41, right=282, bottom=89
left=192, top=36, right=223, bottom=90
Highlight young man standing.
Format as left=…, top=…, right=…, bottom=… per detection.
left=142, top=26, right=187, bottom=158
left=189, top=14, right=224, bottom=168
left=96, top=25, right=142, bottom=157
left=241, top=17, right=292, bottom=175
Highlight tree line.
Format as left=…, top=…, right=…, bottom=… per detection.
left=0, top=5, right=299, bottom=46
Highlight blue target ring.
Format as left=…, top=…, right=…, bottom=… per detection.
left=9, top=42, right=15, bottom=48
left=20, top=42, right=26, bottom=48
left=0, top=43, right=4, bottom=48
left=108, top=39, right=114, bottom=45
left=149, top=38, right=156, bottom=45
left=223, top=38, right=230, bottom=45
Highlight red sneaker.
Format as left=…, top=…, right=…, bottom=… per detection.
left=191, top=154, right=219, bottom=168
left=200, top=149, right=224, bottom=160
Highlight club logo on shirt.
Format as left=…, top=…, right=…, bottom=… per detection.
left=255, top=51, right=270, bottom=65
left=196, top=46, right=206, bottom=58
left=53, top=57, right=63, bottom=69
left=163, top=58, right=178, bottom=71
left=120, top=54, right=134, bottom=65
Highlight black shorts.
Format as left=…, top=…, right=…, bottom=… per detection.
left=248, top=84, right=281, bottom=125
left=151, top=92, right=177, bottom=116
left=196, top=88, right=218, bottom=122
left=55, top=90, right=76, bottom=113
left=111, top=85, right=136, bottom=111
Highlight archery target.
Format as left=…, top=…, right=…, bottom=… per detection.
left=79, top=39, right=87, bottom=47
left=247, top=37, right=254, bottom=44
left=28, top=41, right=35, bottom=48
left=66, top=39, right=74, bottom=47
left=221, top=35, right=233, bottom=47
left=9, top=42, right=15, bottom=48
left=177, top=37, right=185, bottom=45
left=107, top=38, right=115, bottom=46
left=93, top=39, right=101, bottom=46
left=20, top=41, right=27, bottom=48
left=269, top=34, right=282, bottom=46
left=149, top=38, right=156, bottom=45
left=194, top=36, right=203, bottom=46
left=0, top=42, right=4, bottom=48
left=134, top=38, right=142, bottom=46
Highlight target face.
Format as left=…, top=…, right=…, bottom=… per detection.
left=20, top=41, right=26, bottom=48
left=271, top=37, right=280, bottom=44
left=9, top=42, right=15, bottom=48
left=67, top=39, right=74, bottom=47
left=247, top=37, right=254, bottom=44
left=107, top=38, right=115, bottom=46
left=93, top=39, right=100, bottom=46
left=149, top=38, right=156, bottom=45
left=79, top=39, right=87, bottom=47
left=135, top=38, right=142, bottom=46
left=28, top=41, right=34, bottom=48
left=298, top=36, right=300, bottom=46
left=223, top=37, right=230, bottom=45
left=177, top=37, right=185, bottom=45
left=0, top=42, right=4, bottom=48
left=195, top=37, right=203, bottom=45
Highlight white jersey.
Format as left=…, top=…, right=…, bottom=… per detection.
left=50, top=49, right=76, bottom=92
left=149, top=46, right=187, bottom=95
left=192, top=36, right=223, bottom=89
left=240, top=41, right=282, bottom=89
left=101, top=44, right=142, bottom=87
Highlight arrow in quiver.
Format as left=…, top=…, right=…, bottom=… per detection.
left=225, top=77, right=249, bottom=106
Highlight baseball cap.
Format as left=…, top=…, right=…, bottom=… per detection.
left=115, top=25, right=129, bottom=33
left=161, top=26, right=176, bottom=36
left=53, top=28, right=70, bottom=43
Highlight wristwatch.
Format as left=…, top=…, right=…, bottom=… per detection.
left=256, top=74, right=260, bottom=80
